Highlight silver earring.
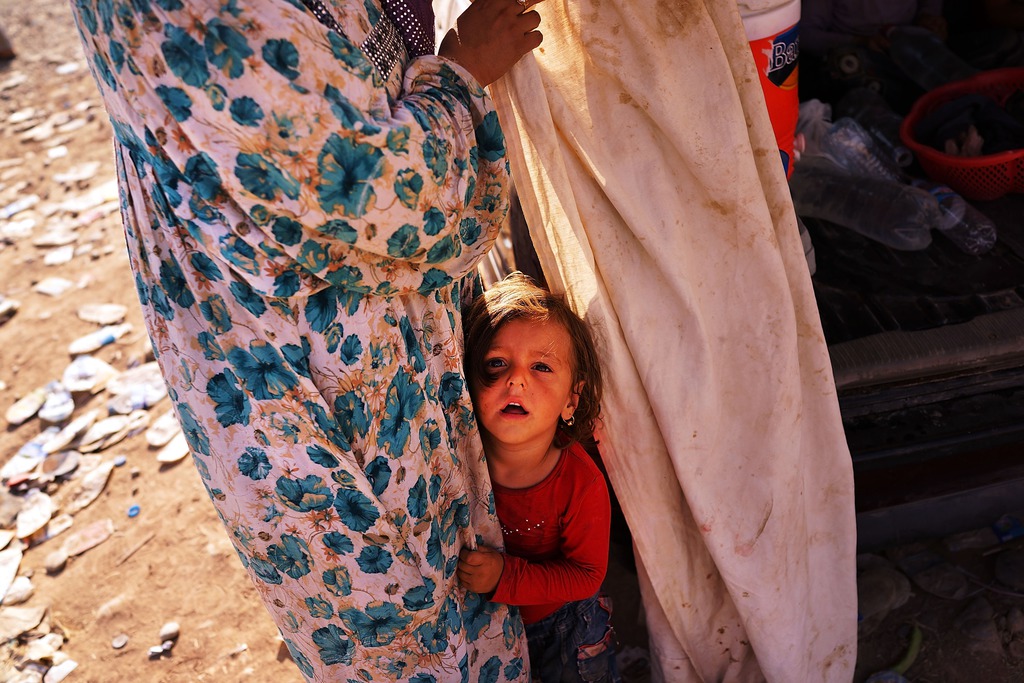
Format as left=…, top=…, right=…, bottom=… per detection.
left=562, top=415, right=575, bottom=427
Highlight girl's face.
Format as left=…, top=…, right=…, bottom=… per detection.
left=472, top=317, right=580, bottom=456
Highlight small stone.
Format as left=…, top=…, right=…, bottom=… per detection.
left=147, top=645, right=164, bottom=659
left=42, top=658, right=76, bottom=683
left=2, top=575, right=34, bottom=605
left=994, top=549, right=1024, bottom=592
left=161, top=639, right=175, bottom=652
left=955, top=597, right=1003, bottom=655
left=942, top=528, right=999, bottom=552
left=1008, top=607, right=1024, bottom=637
left=158, top=621, right=179, bottom=642
left=111, top=633, right=128, bottom=649
left=43, top=549, right=68, bottom=574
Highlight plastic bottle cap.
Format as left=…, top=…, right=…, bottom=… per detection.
left=127, top=504, right=140, bottom=518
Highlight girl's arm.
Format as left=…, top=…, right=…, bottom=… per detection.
left=490, top=476, right=611, bottom=606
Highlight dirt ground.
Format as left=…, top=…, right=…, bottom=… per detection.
left=3, top=2, right=1024, bottom=682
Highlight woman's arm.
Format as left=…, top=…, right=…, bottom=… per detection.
left=75, top=0, right=540, bottom=295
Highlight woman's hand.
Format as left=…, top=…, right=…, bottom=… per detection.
left=438, top=0, right=543, bottom=86
left=457, top=545, right=505, bottom=594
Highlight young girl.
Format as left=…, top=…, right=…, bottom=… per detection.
left=459, top=272, right=620, bottom=682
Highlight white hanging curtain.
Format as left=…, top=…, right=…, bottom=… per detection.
left=477, top=0, right=859, bottom=680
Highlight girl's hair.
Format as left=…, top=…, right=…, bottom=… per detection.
left=463, top=272, right=602, bottom=448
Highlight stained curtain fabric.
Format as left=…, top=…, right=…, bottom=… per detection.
left=478, top=0, right=859, bottom=680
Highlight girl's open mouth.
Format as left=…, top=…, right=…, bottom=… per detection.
left=501, top=402, right=527, bottom=415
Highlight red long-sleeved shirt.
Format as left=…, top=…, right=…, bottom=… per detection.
left=490, top=443, right=611, bottom=624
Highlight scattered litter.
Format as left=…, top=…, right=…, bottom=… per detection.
left=43, top=245, right=74, bottom=266
left=4, top=386, right=47, bottom=426
left=146, top=409, right=181, bottom=448
left=0, top=530, right=14, bottom=550
left=0, top=194, right=39, bottom=219
left=38, top=450, right=81, bottom=482
left=47, top=145, right=69, bottom=159
left=53, top=162, right=100, bottom=185
left=56, top=118, right=87, bottom=135
left=127, top=504, right=140, bottom=518
left=1, top=217, right=35, bottom=239
left=5, top=472, right=34, bottom=490
left=61, top=459, right=115, bottom=514
left=1, top=427, right=60, bottom=480
left=37, top=383, right=74, bottom=424
left=44, top=410, right=98, bottom=455
left=2, top=575, right=34, bottom=606
left=77, top=410, right=148, bottom=452
left=60, top=518, right=114, bottom=557
left=16, top=490, right=55, bottom=540
left=42, top=658, right=77, bottom=683
left=994, top=514, right=1024, bottom=543
left=111, top=633, right=129, bottom=649
left=77, top=303, right=127, bottom=325
left=32, top=277, right=74, bottom=297
left=0, top=296, right=21, bottom=325
left=0, top=546, right=23, bottom=603
left=156, top=431, right=190, bottom=464
left=36, top=514, right=74, bottom=546
left=0, top=491, right=24, bottom=527
left=7, top=108, right=38, bottom=125
left=32, top=231, right=77, bottom=248
left=57, top=179, right=119, bottom=215
left=62, top=355, right=118, bottom=394
left=0, top=72, right=28, bottom=92
left=107, top=361, right=165, bottom=413
left=148, top=645, right=165, bottom=659
left=113, top=455, right=127, bottom=467
left=0, top=605, right=47, bottom=642
left=68, top=322, right=132, bottom=355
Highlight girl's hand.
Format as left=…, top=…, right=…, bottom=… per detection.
left=457, top=546, right=505, bottom=594
left=438, top=0, right=543, bottom=86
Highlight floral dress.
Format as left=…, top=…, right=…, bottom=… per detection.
left=68, top=0, right=526, bottom=680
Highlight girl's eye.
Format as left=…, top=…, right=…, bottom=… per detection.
left=533, top=363, right=552, bottom=373
left=485, top=358, right=506, bottom=369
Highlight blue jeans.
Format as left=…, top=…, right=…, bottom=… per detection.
left=524, top=593, right=621, bottom=683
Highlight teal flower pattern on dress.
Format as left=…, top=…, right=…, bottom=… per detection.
left=69, top=0, right=523, bottom=680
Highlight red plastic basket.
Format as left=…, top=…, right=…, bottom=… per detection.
left=900, top=67, right=1024, bottom=201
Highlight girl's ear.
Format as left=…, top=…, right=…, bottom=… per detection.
left=562, top=381, right=584, bottom=420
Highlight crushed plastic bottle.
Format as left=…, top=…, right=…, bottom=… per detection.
left=836, top=87, right=913, bottom=168
left=67, top=323, right=132, bottom=356
left=0, top=194, right=39, bottom=220
left=37, top=382, right=74, bottom=424
left=790, top=157, right=937, bottom=250
left=887, top=26, right=979, bottom=92
left=820, top=117, right=904, bottom=182
left=910, top=179, right=998, bottom=255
